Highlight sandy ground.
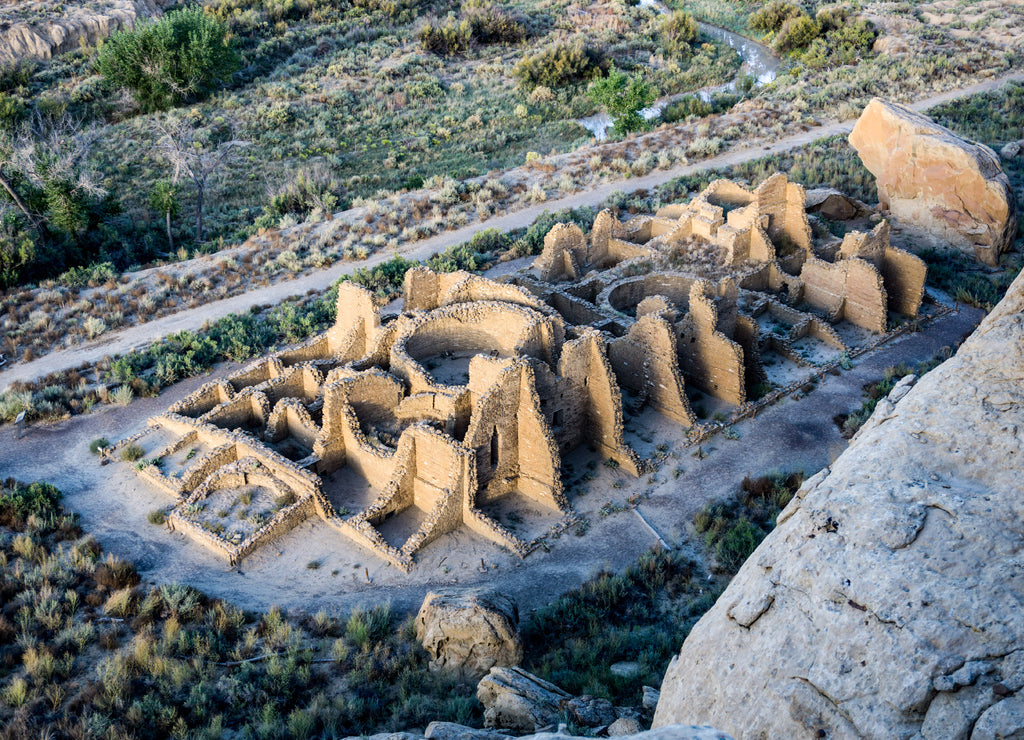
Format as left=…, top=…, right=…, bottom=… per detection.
left=1, top=70, right=1020, bottom=393
left=0, top=304, right=984, bottom=617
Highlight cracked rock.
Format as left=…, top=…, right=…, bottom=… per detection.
left=654, top=268, right=1024, bottom=737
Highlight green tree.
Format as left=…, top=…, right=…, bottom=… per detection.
left=587, top=64, right=656, bottom=137
left=97, top=7, right=240, bottom=112
left=149, top=180, right=179, bottom=253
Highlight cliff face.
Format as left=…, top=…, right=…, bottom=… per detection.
left=0, top=0, right=170, bottom=63
left=654, top=268, right=1024, bottom=739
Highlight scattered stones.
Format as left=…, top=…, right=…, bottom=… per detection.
left=850, top=98, right=1017, bottom=265
left=477, top=667, right=572, bottom=732
left=609, top=661, right=642, bottom=678
left=641, top=687, right=661, bottom=713
left=415, top=588, right=523, bottom=679
left=607, top=718, right=644, bottom=736
left=1000, top=141, right=1022, bottom=161
left=563, top=695, right=616, bottom=728
left=654, top=269, right=1024, bottom=736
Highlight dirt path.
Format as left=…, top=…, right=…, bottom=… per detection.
left=0, top=304, right=984, bottom=615
left=2, top=70, right=1020, bottom=393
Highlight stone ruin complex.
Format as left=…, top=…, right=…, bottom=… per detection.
left=111, top=174, right=927, bottom=573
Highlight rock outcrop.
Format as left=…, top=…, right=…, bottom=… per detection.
left=0, top=0, right=170, bottom=63
left=654, top=268, right=1024, bottom=737
left=849, top=98, right=1017, bottom=266
left=415, top=588, right=523, bottom=679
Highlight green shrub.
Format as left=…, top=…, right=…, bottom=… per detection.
left=660, top=11, right=698, bottom=57
left=418, top=19, right=472, bottom=55
left=513, top=42, right=602, bottom=90
left=97, top=7, right=241, bottom=111
left=147, top=509, right=167, bottom=525
left=661, top=92, right=738, bottom=123
left=120, top=443, right=144, bottom=462
left=0, top=480, right=63, bottom=527
left=749, top=0, right=803, bottom=33
left=773, top=14, right=820, bottom=52
left=694, top=472, right=803, bottom=574
left=89, top=438, right=110, bottom=455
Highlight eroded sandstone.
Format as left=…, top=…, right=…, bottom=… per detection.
left=850, top=98, right=1017, bottom=266
left=654, top=269, right=1024, bottom=737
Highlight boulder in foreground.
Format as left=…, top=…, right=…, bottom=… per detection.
left=655, top=268, right=1024, bottom=736
left=415, top=588, right=523, bottom=679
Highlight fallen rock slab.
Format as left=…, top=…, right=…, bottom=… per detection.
left=804, top=188, right=871, bottom=221
left=654, top=268, right=1024, bottom=736
left=477, top=667, right=572, bottom=732
left=849, top=98, right=1017, bottom=265
left=415, top=588, right=523, bottom=679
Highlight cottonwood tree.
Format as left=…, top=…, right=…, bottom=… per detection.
left=155, top=116, right=246, bottom=242
left=587, top=64, right=656, bottom=137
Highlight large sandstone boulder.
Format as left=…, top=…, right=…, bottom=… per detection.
left=415, top=588, right=523, bottom=678
left=654, top=268, right=1024, bottom=737
left=849, top=98, right=1017, bottom=266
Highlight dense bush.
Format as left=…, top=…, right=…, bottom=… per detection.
left=694, top=471, right=803, bottom=574
left=261, top=163, right=343, bottom=225
left=97, top=8, right=241, bottom=111
left=0, top=479, right=62, bottom=528
left=749, top=0, right=803, bottom=33
left=773, top=14, right=820, bottom=53
left=513, top=42, right=602, bottom=90
left=660, top=11, right=699, bottom=57
left=522, top=549, right=710, bottom=701
left=661, top=92, right=739, bottom=124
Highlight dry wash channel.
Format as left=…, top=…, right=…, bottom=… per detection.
left=106, top=174, right=928, bottom=574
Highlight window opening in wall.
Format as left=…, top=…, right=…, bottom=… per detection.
left=553, top=410, right=564, bottom=428
left=490, top=430, right=499, bottom=468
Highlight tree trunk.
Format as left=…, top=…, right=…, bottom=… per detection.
left=165, top=208, right=174, bottom=252
left=194, top=183, right=204, bottom=242
left=0, top=171, right=42, bottom=234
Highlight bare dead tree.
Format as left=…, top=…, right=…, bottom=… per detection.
left=0, top=112, right=106, bottom=237
left=155, top=116, right=247, bottom=242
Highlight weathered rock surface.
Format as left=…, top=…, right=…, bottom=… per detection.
left=424, top=722, right=512, bottom=740
left=608, top=718, right=644, bottom=736
left=415, top=588, right=523, bottom=678
left=477, top=667, right=572, bottom=732
left=849, top=98, right=1017, bottom=265
left=1001, top=141, right=1023, bottom=161
left=804, top=188, right=871, bottom=221
left=655, top=267, right=1024, bottom=737
left=374, top=725, right=733, bottom=740
left=563, top=695, right=617, bottom=727
left=0, top=0, right=170, bottom=63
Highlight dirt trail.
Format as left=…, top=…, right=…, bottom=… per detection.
left=1, top=70, right=1020, bottom=393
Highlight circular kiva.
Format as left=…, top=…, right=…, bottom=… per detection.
left=599, top=272, right=700, bottom=317
left=389, top=301, right=563, bottom=394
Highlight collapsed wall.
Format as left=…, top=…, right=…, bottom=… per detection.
left=654, top=271, right=1024, bottom=738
